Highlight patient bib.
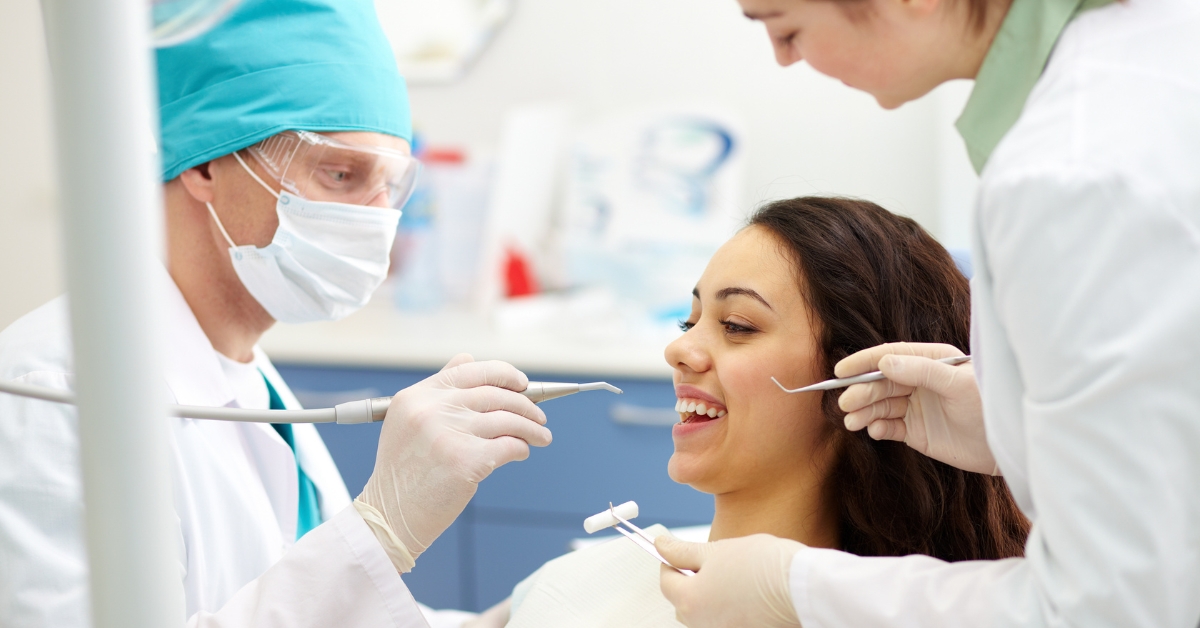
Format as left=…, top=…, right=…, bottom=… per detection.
left=508, top=524, right=684, bottom=628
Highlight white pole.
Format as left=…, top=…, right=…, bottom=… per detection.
left=39, top=0, right=183, bottom=626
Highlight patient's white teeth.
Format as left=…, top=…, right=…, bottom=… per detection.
left=706, top=408, right=718, bottom=418
left=696, top=403, right=707, bottom=415
left=687, top=402, right=697, bottom=413
left=675, top=400, right=682, bottom=412
left=717, top=410, right=726, bottom=418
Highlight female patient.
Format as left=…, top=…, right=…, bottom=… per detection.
left=506, top=197, right=1029, bottom=627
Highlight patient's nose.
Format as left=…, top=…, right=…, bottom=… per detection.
left=665, top=325, right=712, bottom=375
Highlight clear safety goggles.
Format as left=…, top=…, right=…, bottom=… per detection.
left=244, top=130, right=420, bottom=209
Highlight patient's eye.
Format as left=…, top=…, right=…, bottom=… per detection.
left=678, top=319, right=696, bottom=332
left=720, top=319, right=757, bottom=335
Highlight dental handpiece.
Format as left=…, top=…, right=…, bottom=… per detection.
left=521, top=381, right=623, bottom=403
left=332, top=381, right=624, bottom=424
left=0, top=378, right=623, bottom=424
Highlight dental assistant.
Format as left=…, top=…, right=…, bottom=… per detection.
left=0, top=1, right=550, bottom=627
left=655, top=0, right=1200, bottom=626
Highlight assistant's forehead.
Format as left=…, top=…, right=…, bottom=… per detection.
left=699, top=226, right=803, bottom=306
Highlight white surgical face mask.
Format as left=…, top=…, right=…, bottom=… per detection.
left=205, top=152, right=401, bottom=324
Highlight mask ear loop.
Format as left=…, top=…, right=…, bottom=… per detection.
left=205, top=202, right=238, bottom=249
left=206, top=150, right=286, bottom=249
left=232, top=151, right=282, bottom=200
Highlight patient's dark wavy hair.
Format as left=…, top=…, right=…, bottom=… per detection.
left=749, top=197, right=1029, bottom=561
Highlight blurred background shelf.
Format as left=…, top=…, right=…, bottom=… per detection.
left=260, top=297, right=676, bottom=379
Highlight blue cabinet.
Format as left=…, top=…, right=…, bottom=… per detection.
left=275, top=364, right=714, bottom=612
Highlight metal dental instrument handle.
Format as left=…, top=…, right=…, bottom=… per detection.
left=0, top=379, right=622, bottom=424
left=608, top=502, right=695, bottom=577
left=772, top=355, right=972, bottom=394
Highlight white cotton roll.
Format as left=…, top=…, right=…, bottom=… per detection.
left=583, top=501, right=639, bottom=534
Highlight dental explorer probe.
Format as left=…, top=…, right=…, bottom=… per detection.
left=772, top=355, right=972, bottom=394
left=0, top=379, right=622, bottom=424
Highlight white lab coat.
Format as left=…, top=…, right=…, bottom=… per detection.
left=789, top=0, right=1200, bottom=626
left=0, top=267, right=438, bottom=627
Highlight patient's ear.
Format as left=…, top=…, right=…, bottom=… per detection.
left=178, top=162, right=214, bottom=204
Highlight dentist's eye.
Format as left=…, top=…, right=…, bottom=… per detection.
left=678, top=319, right=696, bottom=332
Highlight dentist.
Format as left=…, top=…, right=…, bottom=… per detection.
left=0, top=1, right=549, bottom=626
left=656, top=0, right=1200, bottom=626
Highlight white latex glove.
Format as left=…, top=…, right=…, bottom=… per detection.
left=656, top=534, right=803, bottom=628
left=835, top=342, right=996, bottom=474
left=358, top=354, right=551, bottom=570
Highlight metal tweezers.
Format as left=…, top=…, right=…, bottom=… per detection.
left=607, top=502, right=695, bottom=576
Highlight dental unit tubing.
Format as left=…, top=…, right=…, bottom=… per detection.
left=0, top=379, right=623, bottom=424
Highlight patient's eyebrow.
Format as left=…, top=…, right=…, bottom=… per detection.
left=716, top=287, right=772, bottom=310
left=743, top=10, right=782, bottom=20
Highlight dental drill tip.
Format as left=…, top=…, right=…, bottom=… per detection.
left=579, top=382, right=623, bottom=394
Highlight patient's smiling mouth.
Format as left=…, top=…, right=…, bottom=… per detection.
left=674, top=385, right=727, bottom=424
left=675, top=398, right=727, bottom=422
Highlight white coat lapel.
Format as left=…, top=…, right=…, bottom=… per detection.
left=255, top=351, right=353, bottom=522
left=238, top=422, right=300, bottom=543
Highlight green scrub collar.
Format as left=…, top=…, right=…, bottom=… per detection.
left=956, top=0, right=1115, bottom=173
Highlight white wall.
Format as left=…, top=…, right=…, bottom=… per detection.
left=0, top=0, right=61, bottom=330
left=404, top=0, right=976, bottom=232
left=931, top=79, right=979, bottom=251
left=0, top=0, right=979, bottom=330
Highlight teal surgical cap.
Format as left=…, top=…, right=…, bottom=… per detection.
left=157, top=0, right=411, bottom=182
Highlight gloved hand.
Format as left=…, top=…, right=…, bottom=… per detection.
left=357, top=354, right=551, bottom=571
left=656, top=534, right=804, bottom=628
left=835, top=342, right=996, bottom=474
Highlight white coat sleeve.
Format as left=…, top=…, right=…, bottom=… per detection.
left=788, top=169, right=1200, bottom=628
left=0, top=371, right=91, bottom=628
left=188, top=504, right=432, bottom=628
